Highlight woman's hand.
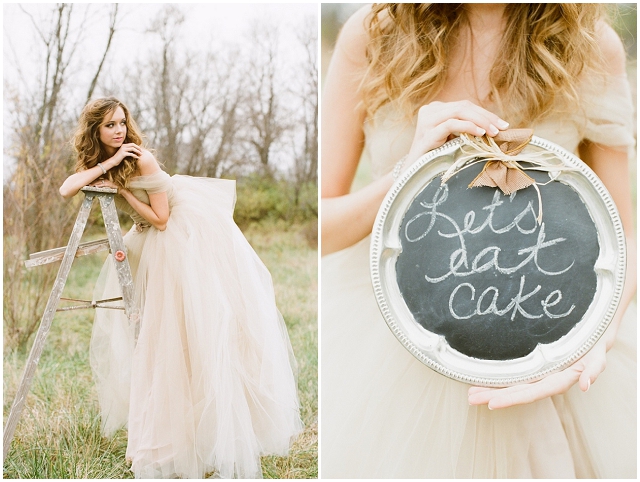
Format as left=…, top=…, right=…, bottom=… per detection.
left=106, top=143, right=142, bottom=168
left=89, top=179, right=118, bottom=190
left=403, top=100, right=510, bottom=172
left=468, top=338, right=607, bottom=409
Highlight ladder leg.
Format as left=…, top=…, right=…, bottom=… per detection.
left=98, top=195, right=139, bottom=327
left=3, top=194, right=95, bottom=461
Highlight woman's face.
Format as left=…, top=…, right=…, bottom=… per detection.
left=99, top=106, right=127, bottom=155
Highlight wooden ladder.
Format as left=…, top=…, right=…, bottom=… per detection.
left=3, top=186, right=140, bottom=461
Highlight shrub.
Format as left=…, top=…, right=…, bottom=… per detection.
left=233, top=175, right=317, bottom=229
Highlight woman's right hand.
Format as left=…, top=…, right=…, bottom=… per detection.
left=108, top=143, right=142, bottom=167
left=403, top=100, right=510, bottom=172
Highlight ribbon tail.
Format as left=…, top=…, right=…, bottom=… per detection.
left=532, top=183, right=543, bottom=225
left=468, top=161, right=499, bottom=190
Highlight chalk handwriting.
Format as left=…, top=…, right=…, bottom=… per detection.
left=403, top=184, right=576, bottom=322
left=449, top=275, right=575, bottom=321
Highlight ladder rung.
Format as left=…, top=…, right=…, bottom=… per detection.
left=25, top=239, right=111, bottom=269
left=29, top=238, right=110, bottom=259
left=60, top=296, right=123, bottom=304
left=56, top=296, right=125, bottom=312
left=56, top=305, right=125, bottom=312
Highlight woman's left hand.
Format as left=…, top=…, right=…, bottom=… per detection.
left=468, top=337, right=607, bottom=409
left=90, top=179, right=118, bottom=190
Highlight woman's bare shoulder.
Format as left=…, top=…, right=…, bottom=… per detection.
left=136, top=149, right=161, bottom=176
left=335, top=5, right=373, bottom=64
left=595, top=20, right=627, bottom=75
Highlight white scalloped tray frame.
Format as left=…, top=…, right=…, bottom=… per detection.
left=370, top=136, right=626, bottom=387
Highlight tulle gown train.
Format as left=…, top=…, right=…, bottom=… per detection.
left=90, top=172, right=303, bottom=478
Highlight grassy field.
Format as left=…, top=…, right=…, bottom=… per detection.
left=3, top=221, right=318, bottom=478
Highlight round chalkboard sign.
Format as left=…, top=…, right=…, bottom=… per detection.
left=370, top=136, right=626, bottom=387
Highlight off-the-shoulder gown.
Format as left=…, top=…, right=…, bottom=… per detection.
left=321, top=73, right=636, bottom=478
left=90, top=172, right=303, bottom=478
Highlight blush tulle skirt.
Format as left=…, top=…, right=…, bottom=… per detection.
left=321, top=237, right=636, bottom=478
left=90, top=176, right=303, bottom=478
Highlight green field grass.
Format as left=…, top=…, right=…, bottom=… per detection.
left=3, top=222, right=318, bottom=478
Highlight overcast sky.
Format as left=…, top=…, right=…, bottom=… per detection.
left=4, top=3, right=317, bottom=95
left=3, top=3, right=318, bottom=177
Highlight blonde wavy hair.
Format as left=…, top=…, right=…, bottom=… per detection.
left=73, top=97, right=145, bottom=189
left=362, top=3, right=610, bottom=126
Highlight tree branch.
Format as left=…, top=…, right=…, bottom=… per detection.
left=86, top=4, right=119, bottom=102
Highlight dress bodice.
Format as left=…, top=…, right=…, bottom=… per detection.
left=362, top=75, right=635, bottom=180
left=114, top=170, right=173, bottom=224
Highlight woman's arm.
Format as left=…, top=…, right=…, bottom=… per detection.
left=112, top=151, right=169, bottom=231
left=577, top=25, right=637, bottom=341
left=59, top=143, right=142, bottom=199
left=321, top=6, right=380, bottom=255
left=580, top=142, right=636, bottom=351
left=321, top=7, right=509, bottom=255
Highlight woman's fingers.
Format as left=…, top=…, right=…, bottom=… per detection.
left=120, top=143, right=142, bottom=158
left=420, top=100, right=509, bottom=136
left=434, top=118, right=487, bottom=139
left=404, top=99, right=510, bottom=173
left=578, top=363, right=599, bottom=392
left=577, top=342, right=607, bottom=391
left=467, top=386, right=493, bottom=395
left=468, top=382, right=537, bottom=404
left=467, top=338, right=609, bottom=409
left=419, top=119, right=485, bottom=152
left=124, top=144, right=141, bottom=153
left=90, top=179, right=113, bottom=188
left=468, top=367, right=581, bottom=409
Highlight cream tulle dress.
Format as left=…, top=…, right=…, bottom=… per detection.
left=321, top=75, right=636, bottom=478
left=89, top=172, right=303, bottom=478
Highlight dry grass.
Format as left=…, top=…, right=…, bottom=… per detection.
left=3, top=222, right=318, bottom=478
left=245, top=222, right=319, bottom=479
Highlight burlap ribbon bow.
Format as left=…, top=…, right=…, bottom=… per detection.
left=467, top=129, right=535, bottom=195
left=440, top=128, right=570, bottom=224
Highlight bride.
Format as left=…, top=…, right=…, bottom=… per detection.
left=60, top=97, right=303, bottom=478
left=321, top=4, right=636, bottom=478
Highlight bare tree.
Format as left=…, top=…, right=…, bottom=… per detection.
left=292, top=17, right=318, bottom=199
left=273, top=17, right=319, bottom=220
left=182, top=50, right=245, bottom=178
left=143, top=5, right=190, bottom=174
left=86, top=4, right=119, bottom=102
left=121, top=11, right=249, bottom=178
left=4, top=5, right=121, bottom=349
left=243, top=24, right=291, bottom=178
